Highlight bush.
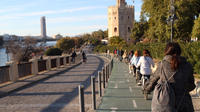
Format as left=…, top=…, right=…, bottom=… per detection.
left=45, top=48, right=62, bottom=56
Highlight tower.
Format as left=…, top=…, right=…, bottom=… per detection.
left=117, top=0, right=126, bottom=7
left=41, top=16, right=47, bottom=42
left=108, top=0, right=134, bottom=42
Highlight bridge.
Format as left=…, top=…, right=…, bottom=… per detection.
left=0, top=49, right=199, bottom=112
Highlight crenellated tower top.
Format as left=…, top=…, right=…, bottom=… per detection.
left=117, top=0, right=127, bottom=7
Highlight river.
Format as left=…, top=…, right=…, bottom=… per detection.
left=0, top=41, right=57, bottom=67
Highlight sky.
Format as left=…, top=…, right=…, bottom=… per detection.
left=0, top=0, right=142, bottom=37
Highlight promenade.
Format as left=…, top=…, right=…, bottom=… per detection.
left=0, top=55, right=199, bottom=112
left=96, top=59, right=200, bottom=112
left=0, top=54, right=108, bottom=112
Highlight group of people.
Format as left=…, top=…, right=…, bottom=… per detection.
left=123, top=42, right=195, bottom=112
left=70, top=50, right=87, bottom=63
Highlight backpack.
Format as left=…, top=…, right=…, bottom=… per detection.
left=152, top=61, right=177, bottom=112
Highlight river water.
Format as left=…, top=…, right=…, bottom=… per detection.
left=0, top=41, right=57, bottom=67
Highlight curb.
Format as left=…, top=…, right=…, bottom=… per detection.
left=0, top=62, right=82, bottom=98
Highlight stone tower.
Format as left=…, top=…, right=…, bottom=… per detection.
left=108, top=0, right=134, bottom=42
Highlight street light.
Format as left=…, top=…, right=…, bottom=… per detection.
left=167, top=0, right=177, bottom=42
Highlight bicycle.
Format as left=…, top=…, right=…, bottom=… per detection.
left=141, top=75, right=150, bottom=100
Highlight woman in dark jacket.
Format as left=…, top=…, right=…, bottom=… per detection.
left=145, top=42, right=196, bottom=112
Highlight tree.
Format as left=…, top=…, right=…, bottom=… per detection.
left=109, top=36, right=127, bottom=49
left=131, top=21, right=148, bottom=43
left=7, top=37, right=37, bottom=63
left=192, top=16, right=200, bottom=40
left=56, top=37, right=75, bottom=53
left=141, top=0, right=200, bottom=42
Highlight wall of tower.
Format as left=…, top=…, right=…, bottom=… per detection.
left=108, top=4, right=134, bottom=42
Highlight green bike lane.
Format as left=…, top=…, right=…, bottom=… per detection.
left=96, top=60, right=152, bottom=112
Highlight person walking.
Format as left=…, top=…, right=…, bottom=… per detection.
left=71, top=51, right=77, bottom=63
left=82, top=51, right=87, bottom=63
left=145, top=42, right=195, bottom=112
left=136, top=49, right=154, bottom=86
left=130, top=50, right=140, bottom=76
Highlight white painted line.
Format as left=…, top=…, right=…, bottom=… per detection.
left=129, top=86, right=133, bottom=92
left=132, top=100, right=138, bottom=108
left=127, top=79, right=130, bottom=82
left=114, top=84, right=118, bottom=88
left=110, top=107, right=118, bottom=112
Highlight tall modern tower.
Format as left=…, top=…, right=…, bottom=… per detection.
left=108, top=0, right=134, bottom=42
left=41, top=16, right=47, bottom=42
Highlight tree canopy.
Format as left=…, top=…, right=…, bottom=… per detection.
left=139, top=0, right=200, bottom=42
left=192, top=16, right=200, bottom=40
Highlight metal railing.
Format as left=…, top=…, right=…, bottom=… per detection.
left=38, top=60, right=47, bottom=72
left=18, top=62, right=32, bottom=78
left=0, top=66, right=10, bottom=83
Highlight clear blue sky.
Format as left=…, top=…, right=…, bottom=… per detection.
left=0, top=0, right=142, bottom=37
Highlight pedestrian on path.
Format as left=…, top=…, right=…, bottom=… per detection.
left=145, top=42, right=195, bottom=112
left=136, top=49, right=154, bottom=85
left=71, top=51, right=77, bottom=63
left=82, top=51, right=87, bottom=63
left=130, top=50, right=140, bottom=75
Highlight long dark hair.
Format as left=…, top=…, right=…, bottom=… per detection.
left=143, top=49, right=152, bottom=58
left=165, top=42, right=181, bottom=70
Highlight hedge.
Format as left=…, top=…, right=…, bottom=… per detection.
left=45, top=48, right=63, bottom=56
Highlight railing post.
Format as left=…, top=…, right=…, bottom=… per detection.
left=7, top=61, right=19, bottom=82
left=31, top=58, right=38, bottom=75
left=91, top=76, right=96, bottom=110
left=63, top=56, right=67, bottom=66
left=46, top=57, right=51, bottom=71
left=56, top=56, right=60, bottom=68
left=98, top=71, right=102, bottom=97
left=79, top=85, right=85, bottom=112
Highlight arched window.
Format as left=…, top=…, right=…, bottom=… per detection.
left=114, top=27, right=117, bottom=32
left=128, top=27, right=131, bottom=33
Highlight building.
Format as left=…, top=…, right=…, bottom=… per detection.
left=41, top=16, right=47, bottom=40
left=108, top=0, right=134, bottom=42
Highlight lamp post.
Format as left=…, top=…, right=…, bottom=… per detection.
left=169, top=0, right=175, bottom=42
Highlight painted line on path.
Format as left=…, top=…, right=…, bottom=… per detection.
left=114, top=83, right=118, bottom=88
left=129, top=86, right=133, bottom=92
left=110, top=107, right=118, bottom=112
left=132, top=100, right=138, bottom=108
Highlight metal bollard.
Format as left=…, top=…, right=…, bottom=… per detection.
left=91, top=76, right=96, bottom=110
left=107, top=65, right=109, bottom=80
left=98, top=71, right=102, bottom=97
left=102, top=67, right=105, bottom=88
left=79, top=85, right=85, bottom=112
left=105, top=65, right=108, bottom=83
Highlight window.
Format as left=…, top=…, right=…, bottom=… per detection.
left=114, top=17, right=116, bottom=20
left=128, top=16, right=130, bottom=19
left=128, top=27, right=131, bottom=33
left=114, top=27, right=117, bottom=32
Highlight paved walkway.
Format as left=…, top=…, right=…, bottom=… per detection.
left=97, top=60, right=152, bottom=112
left=97, top=59, right=200, bottom=112
left=0, top=54, right=108, bottom=112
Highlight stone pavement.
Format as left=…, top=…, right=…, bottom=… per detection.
left=96, top=59, right=200, bottom=112
left=0, top=54, right=108, bottom=112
